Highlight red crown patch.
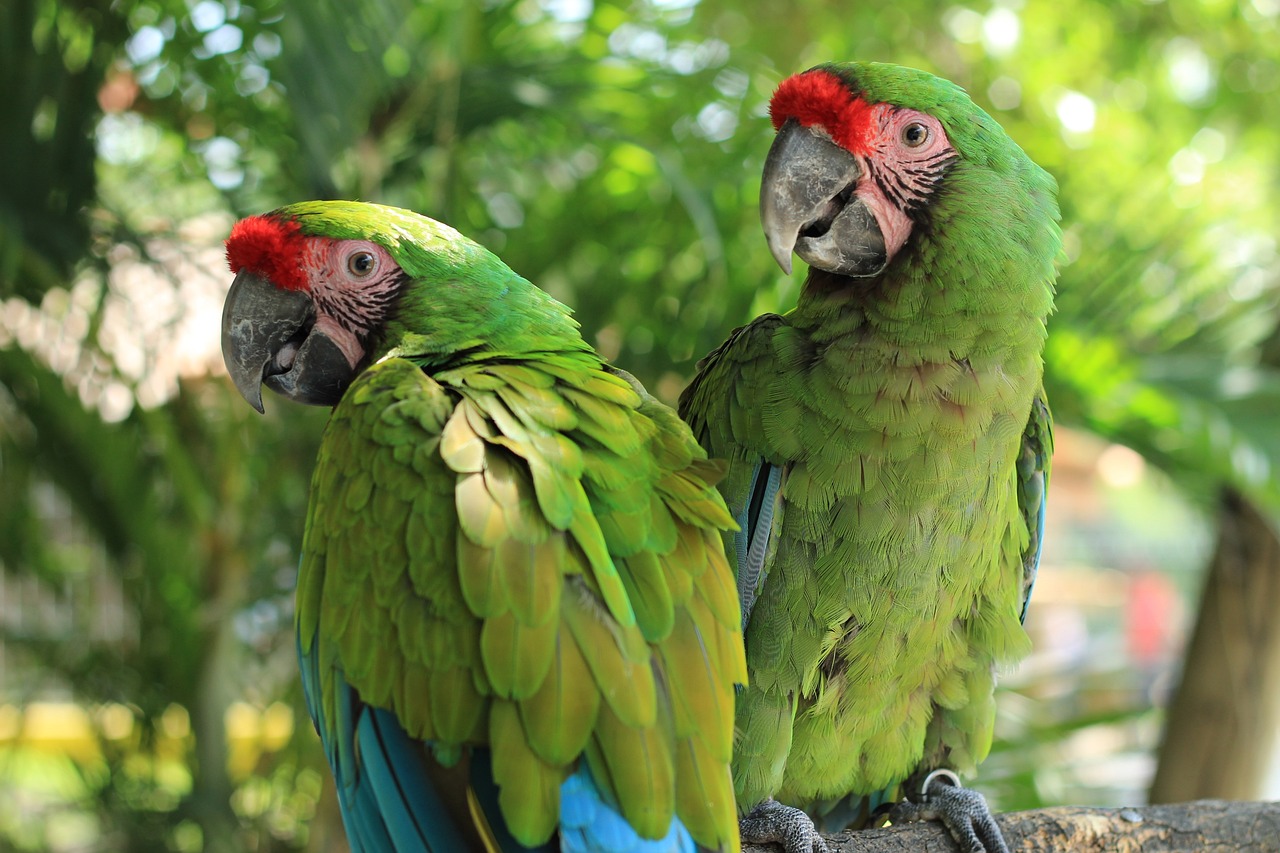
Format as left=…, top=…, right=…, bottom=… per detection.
left=769, top=69, right=876, bottom=156
left=225, top=215, right=309, bottom=292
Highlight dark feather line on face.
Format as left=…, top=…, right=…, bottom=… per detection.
left=923, top=154, right=961, bottom=188
left=316, top=266, right=407, bottom=340
left=869, top=150, right=960, bottom=224
left=902, top=151, right=956, bottom=178
left=909, top=154, right=960, bottom=222
left=869, top=161, right=911, bottom=211
left=361, top=269, right=415, bottom=358
left=319, top=295, right=365, bottom=336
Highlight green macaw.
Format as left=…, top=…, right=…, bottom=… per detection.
left=679, top=63, right=1058, bottom=853
left=220, top=201, right=747, bottom=853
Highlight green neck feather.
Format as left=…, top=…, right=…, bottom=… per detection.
left=278, top=200, right=589, bottom=367
left=380, top=256, right=588, bottom=368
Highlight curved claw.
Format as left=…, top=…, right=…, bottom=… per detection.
left=888, top=771, right=1010, bottom=853
left=740, top=798, right=830, bottom=853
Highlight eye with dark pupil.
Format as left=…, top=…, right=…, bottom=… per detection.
left=903, top=123, right=928, bottom=147
left=348, top=251, right=375, bottom=276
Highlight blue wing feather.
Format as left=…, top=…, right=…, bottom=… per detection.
left=297, top=629, right=472, bottom=852
left=1017, top=394, right=1053, bottom=625
left=357, top=707, right=447, bottom=850
left=735, top=459, right=783, bottom=630
left=559, top=765, right=697, bottom=853
left=298, top=629, right=696, bottom=852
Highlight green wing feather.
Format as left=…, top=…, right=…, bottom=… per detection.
left=300, top=353, right=744, bottom=850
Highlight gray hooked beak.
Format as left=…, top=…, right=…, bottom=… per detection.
left=221, top=271, right=352, bottom=412
left=760, top=118, right=887, bottom=278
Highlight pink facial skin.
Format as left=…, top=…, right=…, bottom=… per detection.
left=848, top=104, right=953, bottom=263
left=296, top=238, right=402, bottom=369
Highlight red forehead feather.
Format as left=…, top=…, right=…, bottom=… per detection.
left=225, top=215, right=310, bottom=291
left=769, top=69, right=877, bottom=156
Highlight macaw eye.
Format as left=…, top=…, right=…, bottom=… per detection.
left=902, top=122, right=930, bottom=148
left=347, top=250, right=377, bottom=278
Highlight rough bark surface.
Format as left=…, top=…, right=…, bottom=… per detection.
left=743, top=800, right=1280, bottom=852
left=1150, top=489, right=1280, bottom=802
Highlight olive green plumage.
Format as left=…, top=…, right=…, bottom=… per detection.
left=280, top=202, right=745, bottom=849
left=678, top=63, right=1058, bottom=820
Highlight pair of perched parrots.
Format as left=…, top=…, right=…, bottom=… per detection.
left=221, top=61, right=1058, bottom=853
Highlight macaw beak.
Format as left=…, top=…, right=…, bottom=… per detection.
left=221, top=271, right=352, bottom=412
left=759, top=118, right=887, bottom=278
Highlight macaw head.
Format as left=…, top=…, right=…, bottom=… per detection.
left=220, top=200, right=573, bottom=412
left=761, top=61, right=1057, bottom=280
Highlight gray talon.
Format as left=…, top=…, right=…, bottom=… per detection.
left=740, top=798, right=830, bottom=853
left=889, top=770, right=1010, bottom=853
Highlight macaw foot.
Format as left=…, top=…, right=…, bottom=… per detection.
left=888, top=769, right=1010, bottom=853
left=739, top=798, right=830, bottom=853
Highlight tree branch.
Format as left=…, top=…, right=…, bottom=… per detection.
left=743, top=800, right=1280, bottom=852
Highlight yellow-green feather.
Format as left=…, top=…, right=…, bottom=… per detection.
left=300, top=351, right=745, bottom=849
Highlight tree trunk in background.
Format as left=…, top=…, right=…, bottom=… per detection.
left=190, top=614, right=242, bottom=853
left=188, top=521, right=250, bottom=853
left=1149, top=488, right=1280, bottom=802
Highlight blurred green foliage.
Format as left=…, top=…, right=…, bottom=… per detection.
left=2, top=0, right=1279, bottom=850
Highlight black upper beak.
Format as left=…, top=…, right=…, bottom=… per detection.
left=760, top=118, right=887, bottom=278
left=221, top=270, right=352, bottom=412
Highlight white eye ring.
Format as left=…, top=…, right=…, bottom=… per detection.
left=902, top=122, right=930, bottom=148
left=347, top=250, right=378, bottom=278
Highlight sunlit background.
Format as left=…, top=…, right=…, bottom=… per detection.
left=3, top=0, right=1280, bottom=850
